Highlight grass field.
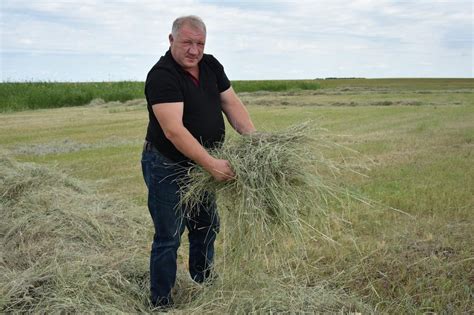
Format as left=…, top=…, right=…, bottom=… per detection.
left=1, top=79, right=473, bottom=312
left=0, top=80, right=321, bottom=112
left=1, top=78, right=472, bottom=112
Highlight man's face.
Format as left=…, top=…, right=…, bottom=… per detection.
left=169, top=24, right=206, bottom=71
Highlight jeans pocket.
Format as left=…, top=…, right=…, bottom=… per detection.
left=142, top=151, right=182, bottom=205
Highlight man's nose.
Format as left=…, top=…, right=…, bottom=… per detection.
left=189, top=43, right=198, bottom=55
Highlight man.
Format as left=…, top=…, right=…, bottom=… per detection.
left=141, top=15, right=255, bottom=308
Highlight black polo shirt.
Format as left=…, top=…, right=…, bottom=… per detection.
left=144, top=50, right=231, bottom=163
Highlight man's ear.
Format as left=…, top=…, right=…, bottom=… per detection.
left=169, top=34, right=174, bottom=45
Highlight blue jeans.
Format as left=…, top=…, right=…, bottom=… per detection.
left=141, top=149, right=219, bottom=306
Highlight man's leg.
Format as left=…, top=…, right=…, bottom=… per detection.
left=141, top=150, right=185, bottom=307
left=186, top=194, right=220, bottom=283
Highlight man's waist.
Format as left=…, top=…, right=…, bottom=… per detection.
left=143, top=140, right=191, bottom=166
left=143, top=140, right=160, bottom=153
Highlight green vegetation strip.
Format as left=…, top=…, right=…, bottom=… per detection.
left=232, top=79, right=320, bottom=92
left=2, top=78, right=472, bottom=112
left=0, top=80, right=321, bottom=112
left=0, top=81, right=144, bottom=112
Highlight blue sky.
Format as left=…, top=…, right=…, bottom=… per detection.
left=1, top=0, right=472, bottom=82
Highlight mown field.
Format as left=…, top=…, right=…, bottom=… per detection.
left=0, top=79, right=473, bottom=313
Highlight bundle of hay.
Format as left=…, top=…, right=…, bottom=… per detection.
left=179, top=122, right=364, bottom=255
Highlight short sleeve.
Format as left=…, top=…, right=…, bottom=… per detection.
left=145, top=68, right=183, bottom=106
left=205, top=55, right=231, bottom=93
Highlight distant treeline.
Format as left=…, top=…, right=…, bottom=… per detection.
left=322, top=77, right=366, bottom=80
left=0, top=80, right=321, bottom=112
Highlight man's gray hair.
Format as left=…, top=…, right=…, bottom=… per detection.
left=171, top=15, right=206, bottom=37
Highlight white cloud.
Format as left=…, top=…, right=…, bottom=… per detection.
left=1, top=0, right=472, bottom=81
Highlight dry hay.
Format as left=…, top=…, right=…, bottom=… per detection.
left=12, top=137, right=140, bottom=156
left=0, top=156, right=150, bottom=312
left=180, top=122, right=367, bottom=247
left=176, top=121, right=372, bottom=312
left=0, top=120, right=372, bottom=313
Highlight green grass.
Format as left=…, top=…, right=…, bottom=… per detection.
left=1, top=80, right=473, bottom=312
left=315, top=78, right=474, bottom=90
left=2, top=79, right=471, bottom=112
left=232, top=79, right=320, bottom=92
left=0, top=81, right=145, bottom=112
left=0, top=80, right=321, bottom=112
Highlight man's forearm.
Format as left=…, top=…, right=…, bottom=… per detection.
left=152, top=102, right=234, bottom=181
left=164, top=126, right=235, bottom=181
left=230, top=108, right=256, bottom=135
left=221, top=87, right=256, bottom=135
left=225, top=102, right=256, bottom=135
left=164, top=125, right=214, bottom=169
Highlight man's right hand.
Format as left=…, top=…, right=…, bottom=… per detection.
left=152, top=103, right=235, bottom=182
left=205, top=158, right=235, bottom=182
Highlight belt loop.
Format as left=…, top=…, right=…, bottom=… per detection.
left=143, top=140, right=150, bottom=152
left=144, top=140, right=157, bottom=152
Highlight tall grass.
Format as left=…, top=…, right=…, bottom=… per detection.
left=0, top=81, right=144, bottom=112
left=232, top=80, right=320, bottom=92
left=2, top=78, right=470, bottom=112
left=0, top=80, right=321, bottom=112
